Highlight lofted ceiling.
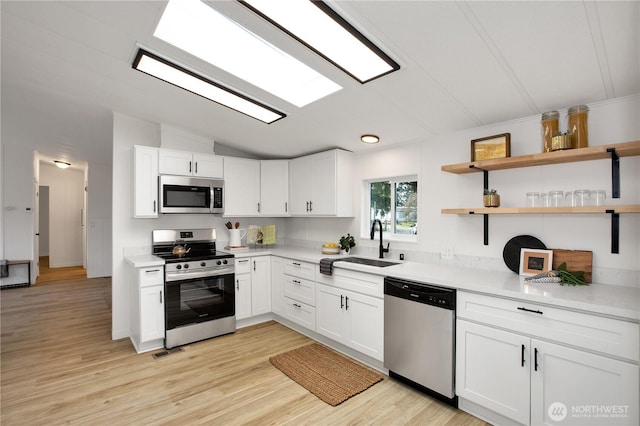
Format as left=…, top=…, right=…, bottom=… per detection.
left=1, top=0, right=638, bottom=165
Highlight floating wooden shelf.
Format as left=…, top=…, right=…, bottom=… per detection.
left=441, top=140, right=640, bottom=174
left=442, top=205, right=640, bottom=215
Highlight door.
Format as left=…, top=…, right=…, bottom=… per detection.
left=289, top=156, right=312, bottom=215
left=235, top=273, right=252, bottom=320
left=33, top=179, right=40, bottom=283
left=456, top=320, right=530, bottom=425
left=140, top=285, right=164, bottom=342
left=133, top=146, right=158, bottom=218
left=193, top=153, right=223, bottom=178
left=531, top=339, right=639, bottom=426
left=260, top=160, right=289, bottom=215
left=158, top=148, right=193, bottom=176
left=315, top=283, right=348, bottom=342
left=346, top=290, right=384, bottom=361
left=308, top=150, right=336, bottom=215
left=223, top=157, right=260, bottom=216
left=251, top=257, right=271, bottom=315
left=270, top=257, right=285, bottom=316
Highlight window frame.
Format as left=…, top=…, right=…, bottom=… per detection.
left=363, top=175, right=418, bottom=242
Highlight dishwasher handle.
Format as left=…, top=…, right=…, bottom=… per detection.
left=384, top=277, right=455, bottom=310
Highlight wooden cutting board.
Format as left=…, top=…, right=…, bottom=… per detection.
left=551, top=249, right=593, bottom=283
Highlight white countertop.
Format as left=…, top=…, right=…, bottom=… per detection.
left=125, top=246, right=640, bottom=321
left=124, top=254, right=165, bottom=268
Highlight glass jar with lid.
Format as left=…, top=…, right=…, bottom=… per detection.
left=567, top=105, right=589, bottom=148
left=541, top=111, right=559, bottom=153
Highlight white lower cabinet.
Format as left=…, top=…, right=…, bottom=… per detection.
left=235, top=256, right=271, bottom=321
left=129, top=265, right=165, bottom=353
left=456, top=292, right=639, bottom=426
left=316, top=282, right=383, bottom=361
left=271, top=257, right=285, bottom=316
left=275, top=258, right=317, bottom=331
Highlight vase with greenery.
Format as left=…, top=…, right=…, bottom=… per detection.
left=483, top=189, right=500, bottom=207
left=339, top=233, right=356, bottom=253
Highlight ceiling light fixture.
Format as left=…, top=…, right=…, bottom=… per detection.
left=132, top=49, right=285, bottom=124
left=240, top=0, right=400, bottom=84
left=153, top=0, right=341, bottom=108
left=54, top=161, right=71, bottom=169
left=361, top=134, right=380, bottom=144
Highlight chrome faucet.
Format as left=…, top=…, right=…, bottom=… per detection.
left=370, top=219, right=390, bottom=259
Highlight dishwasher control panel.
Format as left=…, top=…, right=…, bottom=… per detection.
left=384, top=277, right=455, bottom=310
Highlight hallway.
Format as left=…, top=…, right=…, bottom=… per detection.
left=36, top=256, right=86, bottom=284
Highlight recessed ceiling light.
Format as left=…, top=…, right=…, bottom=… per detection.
left=132, top=49, right=285, bottom=124
left=54, top=161, right=71, bottom=169
left=154, top=0, right=341, bottom=107
left=240, top=0, right=400, bottom=83
left=361, top=134, right=380, bottom=144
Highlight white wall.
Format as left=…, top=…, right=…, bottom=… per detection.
left=40, top=163, right=84, bottom=268
left=111, top=112, right=287, bottom=339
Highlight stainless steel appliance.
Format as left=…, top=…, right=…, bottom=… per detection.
left=384, top=276, right=457, bottom=406
left=152, top=228, right=235, bottom=348
left=158, top=175, right=224, bottom=214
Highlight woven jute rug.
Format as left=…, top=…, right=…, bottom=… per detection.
left=269, top=343, right=383, bottom=406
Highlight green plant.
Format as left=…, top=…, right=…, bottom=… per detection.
left=339, top=233, right=356, bottom=252
left=484, top=188, right=498, bottom=195
left=556, top=262, right=588, bottom=286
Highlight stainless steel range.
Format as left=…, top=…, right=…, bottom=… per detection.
left=152, top=228, right=235, bottom=349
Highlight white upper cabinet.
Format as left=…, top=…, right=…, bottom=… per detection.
left=158, top=148, right=223, bottom=178
left=289, top=149, right=353, bottom=217
left=260, top=160, right=289, bottom=216
left=223, top=157, right=261, bottom=217
left=133, top=145, right=159, bottom=218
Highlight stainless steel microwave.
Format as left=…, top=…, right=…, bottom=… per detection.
left=158, top=175, right=224, bottom=214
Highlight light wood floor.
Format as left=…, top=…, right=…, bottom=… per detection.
left=36, top=256, right=86, bottom=283
left=1, top=276, right=487, bottom=426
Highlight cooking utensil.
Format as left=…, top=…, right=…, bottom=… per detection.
left=172, top=244, right=191, bottom=257
left=235, top=221, right=239, bottom=229
left=225, top=222, right=233, bottom=230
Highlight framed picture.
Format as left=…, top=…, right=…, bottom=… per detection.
left=471, top=133, right=511, bottom=162
left=519, top=248, right=553, bottom=276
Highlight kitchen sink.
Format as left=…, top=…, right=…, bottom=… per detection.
left=339, top=257, right=399, bottom=267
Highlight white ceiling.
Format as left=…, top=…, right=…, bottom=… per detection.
left=2, top=1, right=638, bottom=165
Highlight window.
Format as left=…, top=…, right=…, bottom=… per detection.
left=368, top=177, right=418, bottom=238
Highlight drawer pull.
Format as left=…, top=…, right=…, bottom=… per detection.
left=145, top=269, right=160, bottom=273
left=292, top=262, right=301, bottom=266
left=238, top=259, right=249, bottom=263
left=293, top=279, right=301, bottom=284
left=293, top=303, right=301, bottom=308
left=517, top=306, right=543, bottom=315
left=521, top=344, right=525, bottom=367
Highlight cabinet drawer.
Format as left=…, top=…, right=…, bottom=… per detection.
left=138, top=267, right=164, bottom=287
left=282, top=258, right=315, bottom=281
left=284, top=297, right=316, bottom=330
left=284, top=275, right=315, bottom=306
left=458, top=291, right=639, bottom=361
left=235, top=258, right=251, bottom=274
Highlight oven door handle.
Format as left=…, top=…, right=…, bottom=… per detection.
left=165, top=269, right=234, bottom=282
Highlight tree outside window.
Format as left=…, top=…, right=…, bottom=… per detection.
left=369, top=178, right=417, bottom=236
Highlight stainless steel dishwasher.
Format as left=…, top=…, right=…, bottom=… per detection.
left=384, top=276, right=457, bottom=406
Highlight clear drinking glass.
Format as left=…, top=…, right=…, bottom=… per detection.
left=565, top=191, right=575, bottom=207
left=540, top=192, right=550, bottom=207
left=548, top=191, right=564, bottom=207
left=526, top=192, right=541, bottom=207
left=593, top=190, right=606, bottom=206
left=574, top=189, right=592, bottom=206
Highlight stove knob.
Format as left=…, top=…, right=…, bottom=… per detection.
left=183, top=264, right=189, bottom=269
left=176, top=264, right=182, bottom=270
left=200, top=262, right=206, bottom=267
left=223, top=259, right=228, bottom=265
left=217, top=260, right=222, bottom=266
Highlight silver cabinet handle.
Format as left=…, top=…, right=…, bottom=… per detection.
left=309, top=201, right=312, bottom=212
left=146, top=269, right=160, bottom=273
left=195, top=162, right=198, bottom=174
left=285, top=202, right=288, bottom=212
left=257, top=202, right=260, bottom=213
left=293, top=279, right=301, bottom=284
left=159, top=291, right=163, bottom=304
left=236, top=279, right=239, bottom=290
left=293, top=303, right=301, bottom=308
left=238, top=259, right=249, bottom=263
left=153, top=200, right=156, bottom=213
left=253, top=260, right=256, bottom=271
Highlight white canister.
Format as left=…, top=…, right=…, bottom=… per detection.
left=229, top=228, right=247, bottom=247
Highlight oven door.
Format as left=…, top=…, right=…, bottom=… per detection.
left=165, top=273, right=235, bottom=330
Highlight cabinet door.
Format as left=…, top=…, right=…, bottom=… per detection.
left=235, top=273, right=252, bottom=320
left=531, top=339, right=639, bottom=426
left=158, top=149, right=193, bottom=176
left=315, top=283, right=348, bottom=342
left=345, top=290, right=383, bottom=361
left=271, top=257, right=285, bottom=316
left=456, top=320, right=530, bottom=425
left=260, top=160, right=289, bottom=216
left=224, top=157, right=261, bottom=216
left=193, top=153, right=223, bottom=178
left=289, top=156, right=312, bottom=215
left=139, top=285, right=164, bottom=342
left=308, top=150, right=336, bottom=215
left=251, top=257, right=271, bottom=316
left=133, top=146, right=158, bottom=218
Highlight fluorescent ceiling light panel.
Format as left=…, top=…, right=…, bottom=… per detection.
left=154, top=0, right=341, bottom=107
left=132, top=49, right=285, bottom=124
left=240, top=0, right=400, bottom=83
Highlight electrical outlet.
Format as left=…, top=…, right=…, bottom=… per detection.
left=440, top=247, right=454, bottom=259
left=399, top=253, right=405, bottom=260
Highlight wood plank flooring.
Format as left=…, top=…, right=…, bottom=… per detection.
left=1, top=275, right=487, bottom=425
left=36, top=256, right=87, bottom=284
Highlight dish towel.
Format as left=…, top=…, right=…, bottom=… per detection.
left=319, top=258, right=339, bottom=276
left=0, top=260, right=8, bottom=278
